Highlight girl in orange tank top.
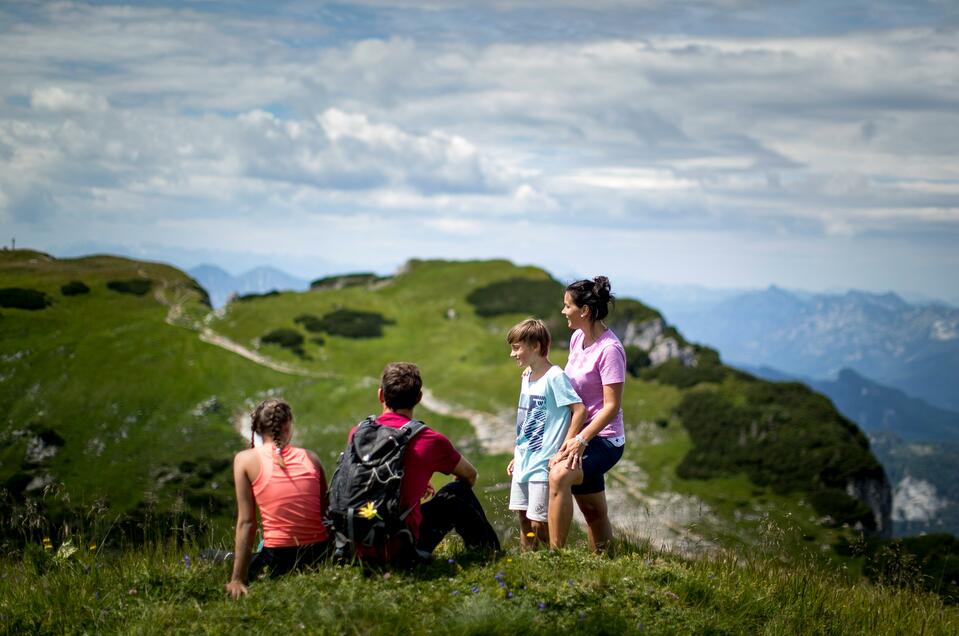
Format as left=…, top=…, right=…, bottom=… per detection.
left=226, top=399, right=330, bottom=600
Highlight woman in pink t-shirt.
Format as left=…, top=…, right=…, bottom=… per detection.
left=549, top=276, right=626, bottom=552
left=225, top=399, right=330, bottom=599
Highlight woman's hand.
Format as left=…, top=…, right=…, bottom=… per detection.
left=564, top=442, right=587, bottom=471
left=225, top=579, right=248, bottom=600
left=506, top=458, right=514, bottom=475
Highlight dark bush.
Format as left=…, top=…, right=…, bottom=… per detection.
left=837, top=534, right=959, bottom=603
left=261, top=328, right=305, bottom=356
left=106, top=279, right=152, bottom=296
left=641, top=358, right=726, bottom=388
left=294, top=314, right=324, bottom=332
left=674, top=380, right=886, bottom=531
left=466, top=277, right=564, bottom=319
left=310, top=273, right=390, bottom=290
left=60, top=281, right=90, bottom=296
left=237, top=290, right=280, bottom=302
left=304, top=308, right=395, bottom=339
left=624, top=345, right=651, bottom=377
left=0, top=287, right=52, bottom=310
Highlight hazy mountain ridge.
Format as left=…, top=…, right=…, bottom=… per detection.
left=666, top=286, right=959, bottom=411
left=188, top=263, right=310, bottom=308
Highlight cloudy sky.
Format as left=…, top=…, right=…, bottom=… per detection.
left=1, top=0, right=957, bottom=302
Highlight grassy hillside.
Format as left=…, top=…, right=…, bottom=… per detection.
left=3, top=535, right=957, bottom=635
left=2, top=253, right=890, bottom=561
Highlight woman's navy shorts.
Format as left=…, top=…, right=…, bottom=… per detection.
left=571, top=436, right=624, bottom=496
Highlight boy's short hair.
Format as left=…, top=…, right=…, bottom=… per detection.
left=507, top=318, right=551, bottom=356
left=380, top=362, right=422, bottom=410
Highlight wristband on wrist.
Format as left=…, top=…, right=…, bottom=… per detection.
left=574, top=433, right=589, bottom=447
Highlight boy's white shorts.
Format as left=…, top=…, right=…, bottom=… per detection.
left=508, top=479, right=549, bottom=522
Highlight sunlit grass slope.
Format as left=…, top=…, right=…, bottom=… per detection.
left=3, top=252, right=887, bottom=558
left=3, top=537, right=956, bottom=635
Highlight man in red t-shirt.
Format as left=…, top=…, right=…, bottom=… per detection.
left=350, top=362, right=500, bottom=563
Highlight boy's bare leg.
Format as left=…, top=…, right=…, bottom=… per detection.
left=518, top=513, right=536, bottom=551
left=548, top=464, right=583, bottom=549
left=531, top=520, right=549, bottom=547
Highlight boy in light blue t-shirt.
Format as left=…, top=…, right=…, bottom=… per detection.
left=506, top=318, right=586, bottom=550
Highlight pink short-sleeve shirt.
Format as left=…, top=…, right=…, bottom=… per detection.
left=564, top=328, right=627, bottom=439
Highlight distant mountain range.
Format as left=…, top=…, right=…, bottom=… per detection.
left=660, top=286, right=959, bottom=412
left=188, top=264, right=310, bottom=308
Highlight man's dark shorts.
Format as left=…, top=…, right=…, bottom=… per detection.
left=571, top=436, right=624, bottom=496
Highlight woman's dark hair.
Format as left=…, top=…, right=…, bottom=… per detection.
left=250, top=398, right=293, bottom=468
left=566, top=276, right=614, bottom=322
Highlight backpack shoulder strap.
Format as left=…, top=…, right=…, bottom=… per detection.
left=403, top=419, right=426, bottom=438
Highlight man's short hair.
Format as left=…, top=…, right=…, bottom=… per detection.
left=506, top=318, right=551, bottom=356
left=380, top=362, right=422, bottom=410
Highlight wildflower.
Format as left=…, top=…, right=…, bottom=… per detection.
left=567, top=579, right=574, bottom=587
left=506, top=591, right=513, bottom=599
left=526, top=532, right=535, bottom=538
left=495, top=570, right=504, bottom=579
left=664, top=591, right=679, bottom=601
left=383, top=572, right=392, bottom=581
left=470, top=585, right=480, bottom=594
left=42, top=537, right=53, bottom=551
left=183, top=555, right=191, bottom=569
left=452, top=590, right=460, bottom=596
left=89, top=543, right=97, bottom=551
left=358, top=501, right=381, bottom=520
left=538, top=602, right=546, bottom=611
left=447, top=558, right=455, bottom=564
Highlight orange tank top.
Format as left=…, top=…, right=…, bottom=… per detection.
left=251, top=444, right=329, bottom=548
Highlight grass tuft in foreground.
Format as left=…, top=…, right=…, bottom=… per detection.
left=2, top=536, right=956, bottom=635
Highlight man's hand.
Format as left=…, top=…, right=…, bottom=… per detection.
left=506, top=458, right=514, bottom=475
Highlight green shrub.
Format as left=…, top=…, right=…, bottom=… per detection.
left=304, top=308, right=395, bottom=339
left=675, top=380, right=886, bottom=530
left=466, top=277, right=563, bottom=319
left=624, top=345, right=651, bottom=377
left=60, top=281, right=90, bottom=296
left=641, top=357, right=726, bottom=388
left=293, top=313, right=324, bottom=332
left=261, top=328, right=305, bottom=356
left=0, top=287, right=52, bottom=310
left=236, top=290, right=280, bottom=302
left=310, top=272, right=389, bottom=290
left=106, top=279, right=152, bottom=296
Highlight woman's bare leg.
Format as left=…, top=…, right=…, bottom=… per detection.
left=573, top=491, right=612, bottom=553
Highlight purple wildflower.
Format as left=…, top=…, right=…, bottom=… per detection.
left=470, top=585, right=480, bottom=594
left=538, top=602, right=545, bottom=611
left=452, top=590, right=460, bottom=596
left=506, top=591, right=513, bottom=599
left=448, top=558, right=455, bottom=564
left=183, top=555, right=191, bottom=568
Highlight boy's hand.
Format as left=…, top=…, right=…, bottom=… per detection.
left=506, top=459, right=514, bottom=475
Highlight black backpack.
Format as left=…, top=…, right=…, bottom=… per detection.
left=327, top=415, right=425, bottom=555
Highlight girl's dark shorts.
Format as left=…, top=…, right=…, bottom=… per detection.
left=571, top=436, right=624, bottom=496
left=248, top=540, right=332, bottom=579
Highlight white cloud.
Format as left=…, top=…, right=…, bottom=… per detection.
left=30, top=86, right=108, bottom=113
left=0, top=1, right=957, bottom=297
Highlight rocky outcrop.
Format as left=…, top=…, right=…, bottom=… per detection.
left=847, top=474, right=893, bottom=538
left=615, top=317, right=697, bottom=367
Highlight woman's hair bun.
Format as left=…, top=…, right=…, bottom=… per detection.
left=593, top=275, right=612, bottom=300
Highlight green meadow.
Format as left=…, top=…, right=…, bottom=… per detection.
left=2, top=249, right=957, bottom=633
